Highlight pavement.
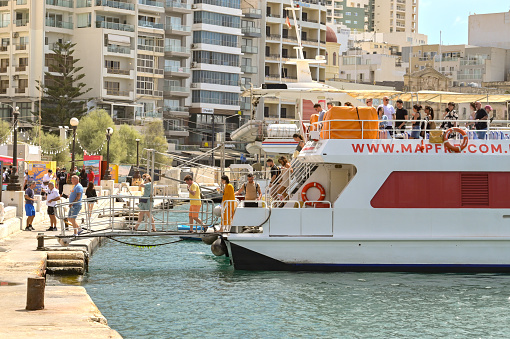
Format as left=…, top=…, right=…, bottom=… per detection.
left=0, top=213, right=121, bottom=338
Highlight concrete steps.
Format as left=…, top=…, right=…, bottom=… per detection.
left=46, top=251, right=88, bottom=275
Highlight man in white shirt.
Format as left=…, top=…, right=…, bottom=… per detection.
left=41, top=169, right=54, bottom=200
left=377, top=96, right=396, bottom=128
left=46, top=182, right=60, bottom=231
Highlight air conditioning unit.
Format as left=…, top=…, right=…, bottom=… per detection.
left=12, top=75, right=18, bottom=80
left=191, top=62, right=197, bottom=68
left=190, top=83, right=198, bottom=88
left=13, top=32, right=19, bottom=38
left=191, top=4, right=197, bottom=9
left=191, top=44, right=197, bottom=49
left=340, top=71, right=345, bottom=74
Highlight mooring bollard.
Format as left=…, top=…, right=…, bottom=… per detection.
left=36, top=233, right=44, bottom=250
left=26, top=277, right=45, bottom=310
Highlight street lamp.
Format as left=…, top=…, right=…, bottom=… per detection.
left=68, top=117, right=79, bottom=184
left=133, top=138, right=141, bottom=183
left=6, top=105, right=20, bottom=191
left=103, top=127, right=113, bottom=180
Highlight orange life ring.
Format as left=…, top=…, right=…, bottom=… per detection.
left=443, top=128, right=468, bottom=153
left=301, top=182, right=326, bottom=206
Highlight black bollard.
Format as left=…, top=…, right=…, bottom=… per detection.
left=26, top=277, right=45, bottom=310
left=36, top=233, right=44, bottom=250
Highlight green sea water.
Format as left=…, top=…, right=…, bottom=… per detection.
left=83, top=237, right=510, bottom=338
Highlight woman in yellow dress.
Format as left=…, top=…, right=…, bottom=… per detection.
left=220, top=175, right=236, bottom=231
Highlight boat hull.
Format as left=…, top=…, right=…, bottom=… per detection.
left=226, top=238, right=510, bottom=273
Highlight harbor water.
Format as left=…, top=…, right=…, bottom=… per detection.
left=83, top=238, right=510, bottom=338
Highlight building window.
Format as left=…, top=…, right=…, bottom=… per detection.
left=193, top=11, right=240, bottom=28
left=18, top=102, right=31, bottom=118
left=192, top=70, right=239, bottom=86
left=192, top=90, right=239, bottom=106
left=136, top=76, right=154, bottom=93
left=77, top=13, right=91, bottom=28
left=192, top=51, right=239, bottom=67
left=192, top=31, right=238, bottom=48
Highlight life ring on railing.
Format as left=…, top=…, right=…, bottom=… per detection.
left=301, top=182, right=326, bottom=206
left=443, top=128, right=468, bottom=153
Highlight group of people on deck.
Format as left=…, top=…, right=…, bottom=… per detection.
left=373, top=97, right=491, bottom=140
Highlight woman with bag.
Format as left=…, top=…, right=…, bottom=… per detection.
left=410, top=105, right=422, bottom=139
left=134, top=175, right=156, bottom=232
left=220, top=175, right=235, bottom=232
left=85, top=182, right=97, bottom=220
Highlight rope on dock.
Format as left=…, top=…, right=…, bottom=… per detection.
left=106, top=236, right=185, bottom=248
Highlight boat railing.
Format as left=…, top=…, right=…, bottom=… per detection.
left=307, top=119, right=510, bottom=141
left=270, top=200, right=302, bottom=208
left=54, top=195, right=217, bottom=237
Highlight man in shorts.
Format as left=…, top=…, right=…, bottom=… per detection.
left=184, top=175, right=204, bottom=232
left=46, top=182, right=60, bottom=231
left=68, top=175, right=84, bottom=235
left=24, top=181, right=36, bottom=231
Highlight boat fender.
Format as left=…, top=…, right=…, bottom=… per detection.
left=443, top=128, right=468, bottom=153
left=213, top=205, right=222, bottom=217
left=301, top=182, right=326, bottom=207
left=211, top=238, right=227, bottom=256
left=202, top=228, right=218, bottom=245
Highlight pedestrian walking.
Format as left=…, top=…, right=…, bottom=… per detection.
left=85, top=182, right=98, bottom=221
left=183, top=175, right=204, bottom=232
left=68, top=175, right=84, bottom=235
left=79, top=168, right=88, bottom=188
left=134, top=176, right=156, bottom=232
left=57, top=167, right=67, bottom=195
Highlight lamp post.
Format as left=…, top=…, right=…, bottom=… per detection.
left=133, top=138, right=141, bottom=183
left=68, top=117, right=79, bottom=184
left=6, top=105, right=20, bottom=191
left=103, top=127, right=113, bottom=180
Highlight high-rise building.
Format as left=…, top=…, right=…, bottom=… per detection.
left=326, top=0, right=418, bottom=34
left=0, top=0, right=192, bottom=145
left=188, top=0, right=244, bottom=147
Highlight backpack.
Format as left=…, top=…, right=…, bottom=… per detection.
left=243, top=182, right=260, bottom=192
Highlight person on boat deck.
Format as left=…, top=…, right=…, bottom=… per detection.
left=134, top=175, right=156, bottom=232
left=236, top=173, right=262, bottom=208
left=314, top=103, right=326, bottom=129
left=293, top=134, right=305, bottom=158
left=466, top=102, right=476, bottom=129
left=267, top=158, right=280, bottom=197
left=377, top=106, right=388, bottom=130
left=344, top=102, right=353, bottom=107
left=474, top=101, right=488, bottom=140
left=327, top=102, right=334, bottom=110
left=377, top=96, right=396, bottom=130
left=410, top=104, right=422, bottom=139
left=365, top=98, right=373, bottom=107
left=394, top=99, right=408, bottom=133
left=184, top=175, right=204, bottom=232
left=277, top=156, right=292, bottom=203
left=440, top=102, right=458, bottom=134
left=421, top=106, right=436, bottom=139
left=220, top=175, right=235, bottom=232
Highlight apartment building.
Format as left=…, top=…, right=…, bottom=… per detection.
left=187, top=0, right=244, bottom=146
left=262, top=0, right=327, bottom=121
left=0, top=0, right=192, bottom=145
left=469, top=11, right=510, bottom=50
left=326, top=0, right=368, bottom=32
left=405, top=44, right=509, bottom=87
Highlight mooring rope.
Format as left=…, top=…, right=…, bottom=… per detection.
left=107, top=236, right=185, bottom=248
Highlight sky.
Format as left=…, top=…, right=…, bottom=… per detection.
left=418, top=0, right=510, bottom=45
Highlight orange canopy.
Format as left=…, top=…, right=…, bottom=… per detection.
left=320, top=106, right=378, bottom=140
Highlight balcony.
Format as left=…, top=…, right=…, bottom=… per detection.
left=138, top=0, right=164, bottom=7
left=241, top=65, right=257, bottom=74
left=105, top=89, right=132, bottom=98
left=137, top=44, right=164, bottom=53
left=0, top=45, right=8, bottom=52
left=0, top=0, right=8, bottom=6
left=0, top=67, right=7, bottom=73
left=16, top=0, right=27, bottom=4
left=165, top=0, right=191, bottom=12
left=96, top=21, right=135, bottom=32
left=46, top=18, right=73, bottom=29
left=46, top=0, right=73, bottom=8
left=243, top=8, right=262, bottom=19
left=96, top=0, right=135, bottom=10
left=107, top=44, right=132, bottom=54
left=266, top=34, right=281, bottom=41
left=14, top=44, right=27, bottom=51
left=163, top=85, right=189, bottom=97
left=15, top=87, right=26, bottom=94
left=164, top=24, right=191, bottom=35
left=165, top=127, right=189, bottom=137
left=164, top=45, right=190, bottom=57
left=163, top=106, right=189, bottom=116
left=241, top=26, right=261, bottom=37
left=15, top=65, right=26, bottom=72
left=137, top=89, right=163, bottom=97
left=137, top=66, right=164, bottom=75
left=0, top=20, right=9, bottom=28
left=241, top=45, right=258, bottom=54
left=164, top=65, right=190, bottom=77
left=15, top=19, right=29, bottom=27
left=138, top=20, right=164, bottom=30
left=106, top=67, right=132, bottom=76
left=0, top=88, right=6, bottom=94
left=266, top=13, right=281, bottom=18
left=76, top=0, right=92, bottom=7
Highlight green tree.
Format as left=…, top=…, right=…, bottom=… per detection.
left=76, top=109, right=126, bottom=164
left=142, top=120, right=170, bottom=167
left=36, top=42, right=91, bottom=127
left=0, top=119, right=11, bottom=144
left=117, top=124, right=143, bottom=164
left=39, top=131, right=70, bottom=167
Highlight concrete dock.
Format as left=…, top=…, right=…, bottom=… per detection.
left=0, top=215, right=121, bottom=338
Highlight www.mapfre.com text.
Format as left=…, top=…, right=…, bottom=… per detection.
left=351, top=143, right=509, bottom=154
